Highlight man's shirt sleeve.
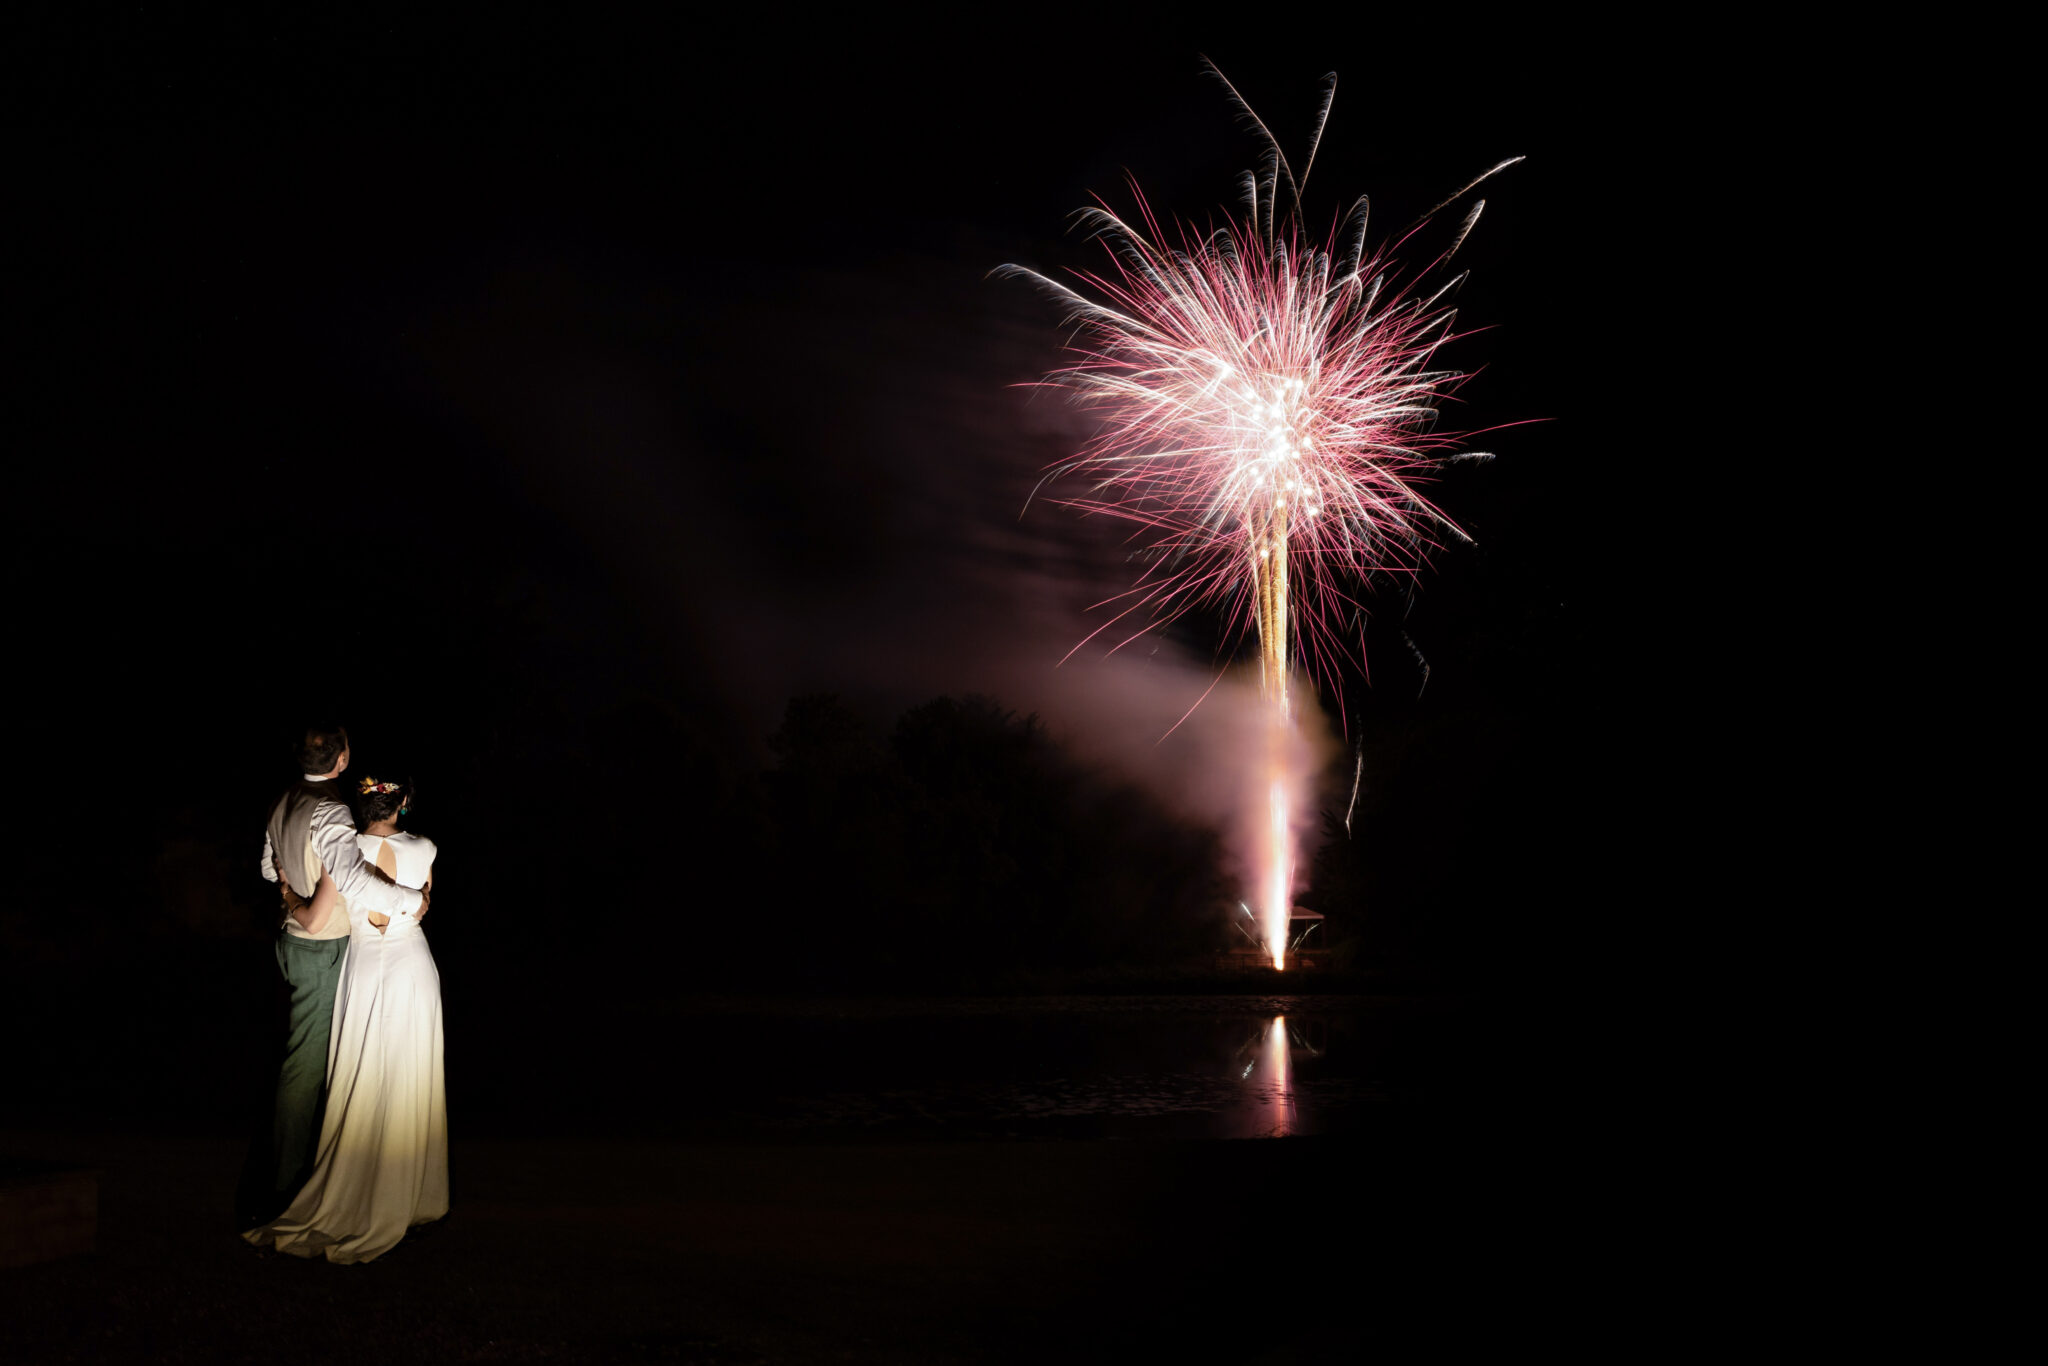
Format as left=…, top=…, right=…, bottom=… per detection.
left=310, top=803, right=424, bottom=917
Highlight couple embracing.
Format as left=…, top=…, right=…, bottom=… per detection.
left=239, top=724, right=448, bottom=1264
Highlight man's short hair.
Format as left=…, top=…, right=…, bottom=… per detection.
left=296, top=725, right=349, bottom=776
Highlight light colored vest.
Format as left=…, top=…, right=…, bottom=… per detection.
left=268, top=785, right=350, bottom=940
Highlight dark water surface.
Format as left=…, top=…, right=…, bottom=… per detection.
left=6, top=961, right=1497, bottom=1147
left=455, top=994, right=1486, bottom=1143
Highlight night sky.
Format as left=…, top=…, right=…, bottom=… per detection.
left=12, top=15, right=1690, bottom=1087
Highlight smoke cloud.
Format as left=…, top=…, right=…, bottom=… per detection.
left=406, top=244, right=1348, bottom=899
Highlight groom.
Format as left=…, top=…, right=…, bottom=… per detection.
left=240, top=723, right=427, bottom=1228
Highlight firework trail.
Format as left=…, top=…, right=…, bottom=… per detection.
left=1003, top=64, right=1516, bottom=967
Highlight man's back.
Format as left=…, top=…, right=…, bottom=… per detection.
left=265, top=780, right=351, bottom=938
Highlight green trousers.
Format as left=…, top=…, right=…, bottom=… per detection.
left=266, top=934, right=348, bottom=1209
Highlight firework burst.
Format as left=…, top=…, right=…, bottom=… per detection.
left=1003, top=65, right=1519, bottom=966
left=1001, top=71, right=1517, bottom=702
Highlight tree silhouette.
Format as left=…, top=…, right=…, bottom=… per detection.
left=758, top=693, right=1228, bottom=987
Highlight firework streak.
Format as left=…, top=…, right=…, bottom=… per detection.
left=1003, top=67, right=1517, bottom=966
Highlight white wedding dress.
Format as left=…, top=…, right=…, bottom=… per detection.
left=244, top=830, right=448, bottom=1263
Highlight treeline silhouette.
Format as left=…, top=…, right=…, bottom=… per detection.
left=738, top=693, right=1230, bottom=988
left=25, top=683, right=1528, bottom=1026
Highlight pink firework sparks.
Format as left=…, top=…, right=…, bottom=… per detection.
left=1000, top=68, right=1520, bottom=697
left=1004, top=66, right=1520, bottom=970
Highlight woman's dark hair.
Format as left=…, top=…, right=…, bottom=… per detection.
left=355, top=776, right=415, bottom=827
left=297, top=724, right=349, bottom=776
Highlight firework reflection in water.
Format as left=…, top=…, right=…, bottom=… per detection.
left=1228, top=1015, right=1298, bottom=1138
left=1004, top=65, right=1515, bottom=970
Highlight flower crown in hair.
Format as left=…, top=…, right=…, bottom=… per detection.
left=360, top=778, right=403, bottom=795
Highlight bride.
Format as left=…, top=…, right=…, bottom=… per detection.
left=245, top=775, right=448, bottom=1263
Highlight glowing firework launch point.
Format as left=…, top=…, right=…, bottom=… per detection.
left=1003, top=65, right=1519, bottom=970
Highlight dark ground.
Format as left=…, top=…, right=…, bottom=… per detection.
left=2, top=1119, right=1588, bottom=1365
left=2, top=986, right=1610, bottom=1364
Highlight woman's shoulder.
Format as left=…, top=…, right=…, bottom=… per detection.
left=395, top=831, right=438, bottom=858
